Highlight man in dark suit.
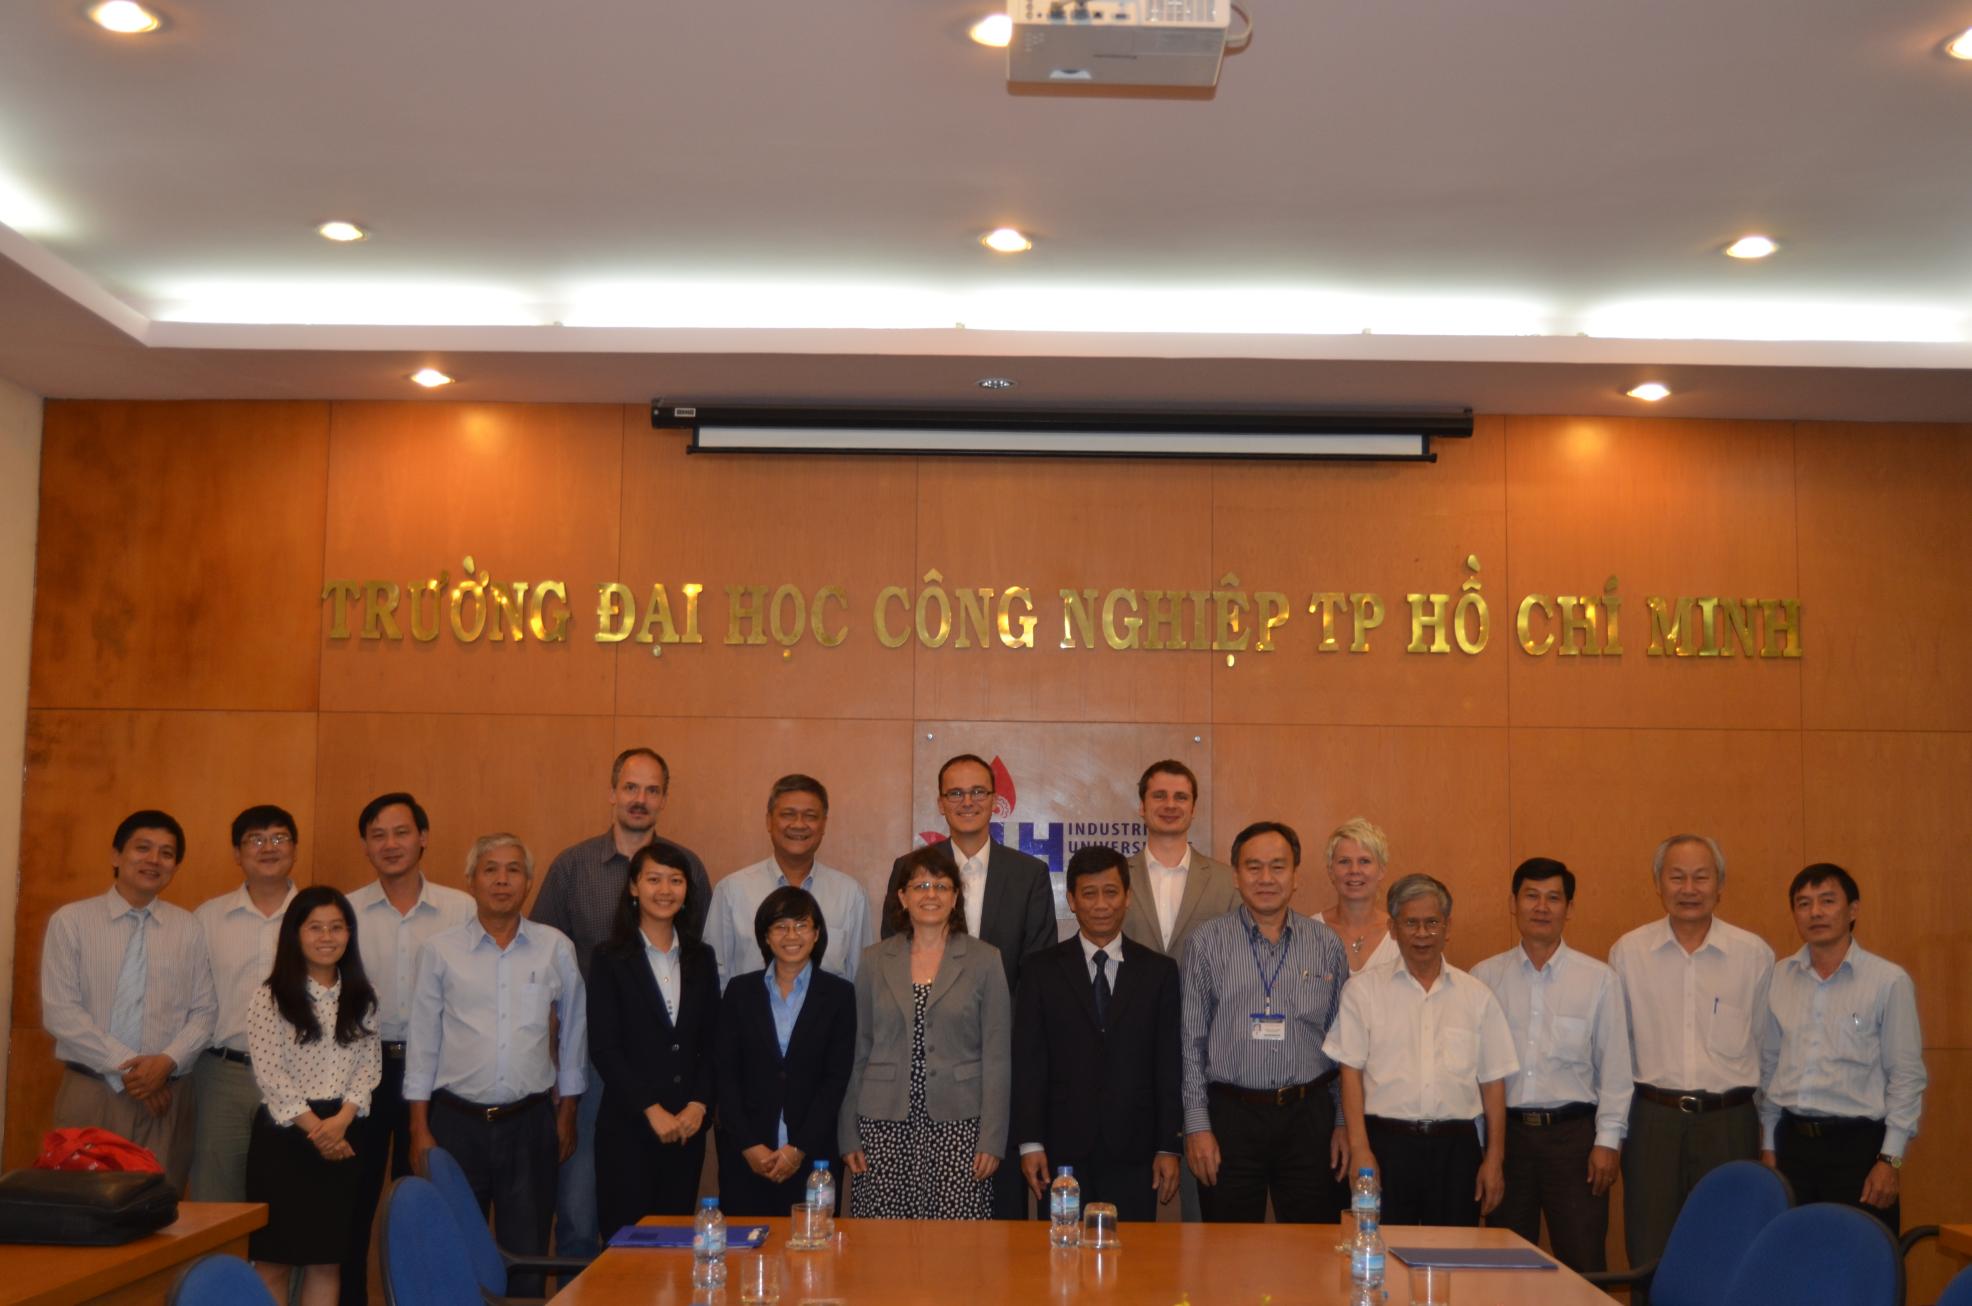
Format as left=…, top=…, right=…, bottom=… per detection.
left=1014, top=845, right=1182, bottom=1222
left=884, top=752, right=1057, bottom=1217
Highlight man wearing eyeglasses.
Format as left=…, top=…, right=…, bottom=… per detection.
left=188, top=803, right=302, bottom=1201
left=1326, top=873, right=1518, bottom=1227
left=883, top=752, right=1055, bottom=1217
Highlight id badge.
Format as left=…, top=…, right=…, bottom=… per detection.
left=1249, top=1012, right=1287, bottom=1042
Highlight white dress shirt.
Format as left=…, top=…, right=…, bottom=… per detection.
left=1472, top=941, right=1635, bottom=1149
left=645, top=934, right=681, bottom=1020
left=348, top=876, right=475, bottom=1043
left=1758, top=940, right=1926, bottom=1157
left=1608, top=915, right=1773, bottom=1093
left=42, top=887, right=217, bottom=1084
left=195, top=882, right=297, bottom=1053
left=403, top=917, right=587, bottom=1105
left=704, top=857, right=873, bottom=988
left=246, top=979, right=382, bottom=1126
left=1324, top=961, right=1520, bottom=1120
left=954, top=841, right=991, bottom=939
left=1143, top=845, right=1190, bottom=951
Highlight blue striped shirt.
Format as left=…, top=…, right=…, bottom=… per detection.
left=1180, top=905, right=1349, bottom=1135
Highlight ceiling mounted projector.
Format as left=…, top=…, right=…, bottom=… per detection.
left=1007, top=0, right=1233, bottom=89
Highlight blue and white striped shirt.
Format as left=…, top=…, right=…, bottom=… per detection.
left=42, top=886, right=216, bottom=1081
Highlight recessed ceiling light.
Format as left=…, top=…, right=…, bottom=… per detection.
left=1946, top=27, right=1972, bottom=60
left=969, top=14, right=1013, bottom=47
left=1723, top=234, right=1778, bottom=260
left=410, top=368, right=453, bottom=388
left=316, top=220, right=366, bottom=243
left=977, top=377, right=1016, bottom=390
left=1626, top=381, right=1671, bottom=402
left=88, top=1, right=160, bottom=33
left=980, top=227, right=1033, bottom=254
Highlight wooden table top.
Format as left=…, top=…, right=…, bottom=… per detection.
left=1938, top=1224, right=1972, bottom=1260
left=9, top=1202, right=267, bottom=1306
left=549, top=1218, right=1613, bottom=1305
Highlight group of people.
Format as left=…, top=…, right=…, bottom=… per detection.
left=39, top=748, right=1926, bottom=1301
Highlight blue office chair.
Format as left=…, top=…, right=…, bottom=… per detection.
left=424, top=1146, right=590, bottom=1296
left=168, top=1254, right=275, bottom=1305
left=1720, top=1202, right=1901, bottom=1306
left=1940, top=1265, right=1972, bottom=1306
left=1585, top=1160, right=1793, bottom=1306
left=378, top=1176, right=488, bottom=1306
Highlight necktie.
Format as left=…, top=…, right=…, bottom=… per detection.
left=107, top=908, right=151, bottom=1090
left=1092, top=949, right=1111, bottom=1032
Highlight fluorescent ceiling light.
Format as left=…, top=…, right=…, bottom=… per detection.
left=89, top=1, right=160, bottom=33
left=152, top=280, right=541, bottom=326
left=0, top=171, right=65, bottom=236
left=969, top=14, right=1013, bottom=47
left=1582, top=298, right=1964, bottom=343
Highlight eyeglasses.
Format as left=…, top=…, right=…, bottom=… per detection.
left=1396, top=917, right=1445, bottom=935
left=940, top=786, right=993, bottom=804
left=241, top=833, right=293, bottom=849
left=767, top=920, right=816, bottom=938
left=907, top=880, right=956, bottom=896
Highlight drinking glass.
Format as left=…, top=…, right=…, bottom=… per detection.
left=736, top=1252, right=782, bottom=1304
left=787, top=1203, right=827, bottom=1251
left=1081, top=1202, right=1120, bottom=1249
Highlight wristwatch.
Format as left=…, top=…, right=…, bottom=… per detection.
left=1876, top=1153, right=1903, bottom=1170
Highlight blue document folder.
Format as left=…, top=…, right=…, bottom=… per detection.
left=608, top=1224, right=771, bottom=1249
left=1389, top=1246, right=1557, bottom=1271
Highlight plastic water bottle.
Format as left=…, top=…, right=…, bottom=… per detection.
left=1048, top=1166, right=1081, bottom=1247
left=806, top=1159, right=836, bottom=1239
left=1351, top=1166, right=1381, bottom=1228
left=692, top=1196, right=727, bottom=1288
left=1349, top=1168, right=1385, bottom=1289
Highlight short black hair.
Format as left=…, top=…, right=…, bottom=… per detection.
left=606, top=844, right=702, bottom=954
left=612, top=747, right=671, bottom=790
left=767, top=774, right=829, bottom=814
left=1066, top=845, right=1130, bottom=895
left=1512, top=856, right=1576, bottom=902
left=1137, top=759, right=1199, bottom=803
left=753, top=885, right=829, bottom=969
left=936, top=753, right=995, bottom=793
left=113, top=810, right=185, bottom=860
left=232, top=804, right=298, bottom=847
left=358, top=792, right=428, bottom=837
left=1789, top=862, right=1860, bottom=909
left=1230, top=820, right=1301, bottom=868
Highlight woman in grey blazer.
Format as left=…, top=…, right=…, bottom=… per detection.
left=840, top=845, right=1011, bottom=1219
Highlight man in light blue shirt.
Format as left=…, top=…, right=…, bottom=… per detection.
left=705, top=774, right=872, bottom=988
left=406, top=833, right=586, bottom=1293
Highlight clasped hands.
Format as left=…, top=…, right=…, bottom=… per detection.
left=645, top=1101, right=707, bottom=1145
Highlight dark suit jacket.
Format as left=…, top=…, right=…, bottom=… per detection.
left=884, top=841, right=1057, bottom=993
left=714, top=966, right=855, bottom=1163
left=587, top=937, right=719, bottom=1124
left=1011, top=935, right=1182, bottom=1167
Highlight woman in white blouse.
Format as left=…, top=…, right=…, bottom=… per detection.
left=245, top=886, right=380, bottom=1306
left=1319, top=817, right=1399, bottom=974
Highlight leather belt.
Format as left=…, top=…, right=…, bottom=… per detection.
left=1781, top=1111, right=1882, bottom=1138
left=1636, top=1083, right=1756, bottom=1114
left=381, top=1041, right=408, bottom=1060
left=62, top=1061, right=106, bottom=1082
left=1366, top=1115, right=1479, bottom=1139
left=432, top=1088, right=552, bottom=1123
left=206, top=1047, right=252, bottom=1066
left=1209, top=1068, right=1339, bottom=1107
left=1508, top=1102, right=1596, bottom=1127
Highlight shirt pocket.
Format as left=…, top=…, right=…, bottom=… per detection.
left=1831, top=1009, right=1876, bottom=1067
left=516, top=980, right=552, bottom=1039
left=1707, top=999, right=1749, bottom=1060
left=1440, top=1027, right=1477, bottom=1079
left=1550, top=1015, right=1592, bottom=1067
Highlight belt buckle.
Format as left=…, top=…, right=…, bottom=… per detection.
left=1676, top=1094, right=1704, bottom=1114
left=1519, top=1110, right=1546, bottom=1127
left=1275, top=1085, right=1292, bottom=1106
left=483, top=1103, right=502, bottom=1122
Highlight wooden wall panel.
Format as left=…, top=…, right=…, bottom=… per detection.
left=1505, top=728, right=1805, bottom=964
left=4, top=1028, right=55, bottom=1169
left=310, top=711, right=615, bottom=903
left=910, top=458, right=1213, bottom=724
left=1801, top=730, right=1972, bottom=1048
left=318, top=402, right=624, bottom=717
left=29, top=402, right=329, bottom=711
left=612, top=416, right=917, bottom=721
left=1796, top=421, right=1972, bottom=732
left=1903, top=1050, right=1972, bottom=1305
left=1503, top=416, right=1801, bottom=731
left=1209, top=724, right=1513, bottom=967
left=1210, top=415, right=1509, bottom=728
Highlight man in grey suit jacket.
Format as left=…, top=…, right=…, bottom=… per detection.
left=1121, top=759, right=1238, bottom=962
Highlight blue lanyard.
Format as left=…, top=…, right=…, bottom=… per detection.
left=1248, top=924, right=1290, bottom=1013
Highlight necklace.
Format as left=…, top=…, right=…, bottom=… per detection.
left=1349, top=935, right=1365, bottom=953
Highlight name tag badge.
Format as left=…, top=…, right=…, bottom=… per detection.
left=1250, top=1013, right=1287, bottom=1042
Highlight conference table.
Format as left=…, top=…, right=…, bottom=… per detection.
left=10, top=1202, right=266, bottom=1306
left=548, top=1218, right=1613, bottom=1304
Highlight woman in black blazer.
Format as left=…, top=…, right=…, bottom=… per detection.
left=714, top=886, right=857, bottom=1217
left=588, top=844, right=718, bottom=1237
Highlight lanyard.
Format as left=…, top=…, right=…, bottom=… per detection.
left=1248, top=924, right=1290, bottom=1014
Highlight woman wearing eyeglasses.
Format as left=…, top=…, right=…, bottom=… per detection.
left=839, top=846, right=1010, bottom=1219
left=713, top=886, right=856, bottom=1216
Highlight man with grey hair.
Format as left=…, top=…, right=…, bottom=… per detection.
left=1325, top=873, right=1517, bottom=1226
left=406, top=834, right=587, bottom=1295
left=1607, top=834, right=1773, bottom=1271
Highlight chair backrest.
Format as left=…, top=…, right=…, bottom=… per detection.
left=1649, top=1160, right=1794, bottom=1306
left=1721, top=1203, right=1901, bottom=1306
left=424, top=1145, right=508, bottom=1293
left=1939, top=1264, right=1972, bottom=1306
left=168, top=1254, right=274, bottom=1306
left=379, top=1176, right=491, bottom=1306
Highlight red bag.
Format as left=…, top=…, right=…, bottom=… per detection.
left=33, top=1128, right=163, bottom=1174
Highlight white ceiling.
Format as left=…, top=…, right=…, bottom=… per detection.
left=1, top=0, right=1970, bottom=416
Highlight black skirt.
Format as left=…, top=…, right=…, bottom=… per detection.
left=245, top=1098, right=365, bottom=1265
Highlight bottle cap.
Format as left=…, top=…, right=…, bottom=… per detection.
left=1058, top=1166, right=1073, bottom=1176
left=1357, top=1167, right=1374, bottom=1177
left=699, top=1196, right=719, bottom=1208
left=816, top=1160, right=829, bottom=1170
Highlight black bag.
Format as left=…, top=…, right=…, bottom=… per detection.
left=0, top=1169, right=180, bottom=1245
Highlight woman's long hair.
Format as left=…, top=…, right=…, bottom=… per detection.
left=266, top=885, right=378, bottom=1046
left=604, top=843, right=703, bottom=956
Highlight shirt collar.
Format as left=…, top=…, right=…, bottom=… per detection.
left=953, top=841, right=990, bottom=876
left=642, top=931, right=681, bottom=961
left=1788, top=938, right=1863, bottom=979
left=1516, top=939, right=1571, bottom=972
left=104, top=885, right=155, bottom=920
left=467, top=916, right=536, bottom=950
left=767, top=961, right=813, bottom=1000
left=1080, top=933, right=1122, bottom=966
left=223, top=880, right=297, bottom=919
left=361, top=875, right=436, bottom=915
left=1651, top=915, right=1723, bottom=956
left=1236, top=903, right=1294, bottom=944
left=305, top=975, right=343, bottom=999
left=1145, top=844, right=1192, bottom=875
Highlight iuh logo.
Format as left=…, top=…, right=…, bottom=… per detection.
left=919, top=756, right=1018, bottom=846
